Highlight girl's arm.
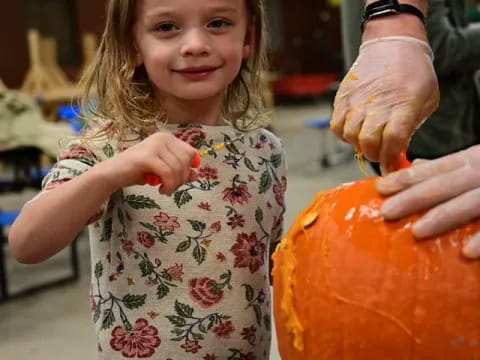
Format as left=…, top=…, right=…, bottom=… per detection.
left=8, top=163, right=116, bottom=264
left=9, top=132, right=198, bottom=264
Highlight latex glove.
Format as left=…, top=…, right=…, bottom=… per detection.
left=376, top=145, right=480, bottom=259
left=331, top=36, right=439, bottom=173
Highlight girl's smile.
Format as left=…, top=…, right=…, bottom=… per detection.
left=172, top=65, right=223, bottom=81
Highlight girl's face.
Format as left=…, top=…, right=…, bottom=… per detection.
left=134, top=0, right=253, bottom=103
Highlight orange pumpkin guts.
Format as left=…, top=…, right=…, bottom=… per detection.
left=272, top=177, right=480, bottom=360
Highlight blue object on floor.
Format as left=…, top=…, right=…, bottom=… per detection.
left=0, top=211, right=19, bottom=226
left=305, top=116, right=331, bottom=128
left=58, top=104, right=83, bottom=132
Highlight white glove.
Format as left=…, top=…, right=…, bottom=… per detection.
left=376, top=145, right=480, bottom=259
left=331, top=36, right=439, bottom=173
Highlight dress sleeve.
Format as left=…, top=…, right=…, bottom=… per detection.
left=36, top=139, right=107, bottom=224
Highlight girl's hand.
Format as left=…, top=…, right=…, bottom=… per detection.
left=376, top=145, right=480, bottom=259
left=99, top=133, right=198, bottom=195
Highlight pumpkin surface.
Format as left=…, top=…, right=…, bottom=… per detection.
left=272, top=177, right=480, bottom=360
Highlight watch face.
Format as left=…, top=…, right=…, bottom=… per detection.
left=366, top=0, right=400, bottom=17
left=368, top=0, right=400, bottom=12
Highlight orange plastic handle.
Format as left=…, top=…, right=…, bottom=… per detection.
left=397, top=151, right=411, bottom=170
left=144, top=152, right=201, bottom=186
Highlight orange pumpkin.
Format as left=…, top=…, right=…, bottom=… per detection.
left=272, top=177, right=480, bottom=359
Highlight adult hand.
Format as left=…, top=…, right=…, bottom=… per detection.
left=331, top=36, right=439, bottom=173
left=376, top=145, right=480, bottom=259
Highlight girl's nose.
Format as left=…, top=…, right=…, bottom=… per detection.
left=180, top=29, right=211, bottom=57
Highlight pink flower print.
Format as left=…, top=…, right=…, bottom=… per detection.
left=273, top=176, right=287, bottom=206
left=110, top=318, right=161, bottom=358
left=222, top=184, right=251, bottom=206
left=189, top=277, right=224, bottom=308
left=181, top=339, right=202, bottom=353
left=241, top=326, right=257, bottom=345
left=212, top=320, right=235, bottom=339
left=60, top=143, right=95, bottom=160
left=210, top=221, right=221, bottom=233
left=121, top=239, right=134, bottom=256
left=89, top=283, right=97, bottom=312
left=198, top=165, right=218, bottom=180
left=198, top=202, right=212, bottom=211
left=44, top=179, right=69, bottom=191
left=137, top=231, right=154, bottom=248
left=167, top=263, right=184, bottom=282
left=257, top=288, right=266, bottom=304
left=154, top=212, right=180, bottom=232
left=216, top=252, right=226, bottom=262
left=227, top=214, right=245, bottom=229
left=173, top=127, right=206, bottom=147
left=204, top=354, right=218, bottom=360
left=230, top=232, right=266, bottom=273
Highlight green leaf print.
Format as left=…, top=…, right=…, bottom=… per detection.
left=101, top=309, right=115, bottom=330
left=117, top=208, right=125, bottom=227
left=122, top=294, right=147, bottom=310
left=139, top=222, right=157, bottom=233
left=102, top=144, right=114, bottom=158
left=100, top=218, right=112, bottom=242
left=263, top=314, right=272, bottom=331
left=125, top=195, right=160, bottom=210
left=242, top=284, right=254, bottom=302
left=193, top=245, right=207, bottom=265
left=94, top=261, right=103, bottom=279
left=188, top=220, right=206, bottom=232
left=224, top=134, right=242, bottom=155
left=174, top=189, right=193, bottom=208
left=156, top=283, right=170, bottom=299
left=176, top=240, right=191, bottom=253
left=175, top=300, right=194, bottom=318
left=255, top=207, right=264, bottom=223
left=253, top=305, right=262, bottom=326
left=93, top=306, right=101, bottom=323
left=271, top=153, right=282, bottom=168
left=259, top=171, right=272, bottom=194
left=244, top=157, right=259, bottom=172
left=166, top=315, right=186, bottom=327
left=139, top=258, right=155, bottom=277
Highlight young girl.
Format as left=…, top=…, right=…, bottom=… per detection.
left=9, top=0, right=286, bottom=359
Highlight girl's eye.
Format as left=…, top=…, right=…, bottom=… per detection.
left=155, top=23, right=179, bottom=32
left=208, top=19, right=231, bottom=29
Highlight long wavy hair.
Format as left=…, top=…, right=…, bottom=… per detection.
left=79, top=0, right=269, bottom=141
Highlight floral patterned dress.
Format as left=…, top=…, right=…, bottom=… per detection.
left=41, top=123, right=287, bottom=360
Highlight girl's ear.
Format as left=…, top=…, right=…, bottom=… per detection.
left=243, top=23, right=256, bottom=59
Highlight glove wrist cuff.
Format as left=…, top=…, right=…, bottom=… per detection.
left=360, top=36, right=434, bottom=61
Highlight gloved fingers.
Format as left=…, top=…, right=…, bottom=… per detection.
left=463, top=231, right=480, bottom=260
left=411, top=186, right=480, bottom=239
left=331, top=91, right=350, bottom=141
left=343, top=107, right=366, bottom=149
left=357, top=103, right=390, bottom=163
left=379, top=106, right=421, bottom=173
left=381, top=165, right=480, bottom=222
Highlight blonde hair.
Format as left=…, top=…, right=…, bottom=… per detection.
left=79, top=0, right=269, bottom=141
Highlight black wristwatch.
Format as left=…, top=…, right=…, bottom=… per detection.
left=361, top=0, right=426, bottom=32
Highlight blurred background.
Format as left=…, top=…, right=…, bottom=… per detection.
left=1, top=1, right=480, bottom=359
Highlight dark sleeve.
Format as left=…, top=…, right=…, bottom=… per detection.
left=427, top=0, right=480, bottom=75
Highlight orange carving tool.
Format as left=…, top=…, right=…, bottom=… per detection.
left=144, top=134, right=245, bottom=186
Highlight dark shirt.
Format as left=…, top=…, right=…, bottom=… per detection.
left=409, top=0, right=480, bottom=158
